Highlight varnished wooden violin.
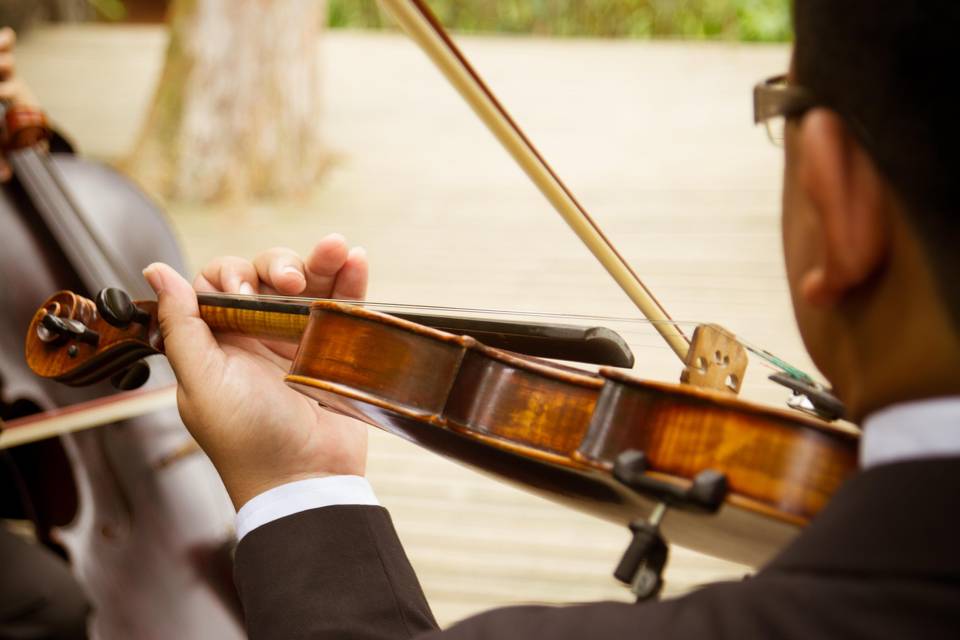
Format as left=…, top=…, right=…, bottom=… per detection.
left=25, top=288, right=857, bottom=568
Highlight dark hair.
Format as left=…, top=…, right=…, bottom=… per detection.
left=792, top=1, right=959, bottom=328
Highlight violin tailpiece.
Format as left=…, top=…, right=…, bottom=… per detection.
left=679, top=324, right=748, bottom=395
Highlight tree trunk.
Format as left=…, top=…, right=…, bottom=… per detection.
left=0, top=0, right=92, bottom=32
left=124, top=0, right=327, bottom=203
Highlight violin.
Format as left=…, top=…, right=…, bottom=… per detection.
left=26, top=288, right=857, bottom=568
left=22, top=0, right=857, bottom=576
left=0, top=100, right=243, bottom=636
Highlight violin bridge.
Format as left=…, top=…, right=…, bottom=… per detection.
left=680, top=324, right=748, bottom=395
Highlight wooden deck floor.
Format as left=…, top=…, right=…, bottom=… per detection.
left=20, top=26, right=796, bottom=626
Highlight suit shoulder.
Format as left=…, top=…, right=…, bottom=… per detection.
left=421, top=571, right=960, bottom=640
left=421, top=581, right=750, bottom=640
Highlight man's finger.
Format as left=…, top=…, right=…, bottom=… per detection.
left=252, top=247, right=307, bottom=296
left=193, top=273, right=217, bottom=294
left=0, top=53, right=13, bottom=78
left=200, top=256, right=258, bottom=295
left=143, top=262, right=223, bottom=394
left=0, top=79, right=37, bottom=107
left=0, top=28, right=16, bottom=52
left=330, top=247, right=369, bottom=301
left=303, top=233, right=350, bottom=298
left=190, top=273, right=294, bottom=363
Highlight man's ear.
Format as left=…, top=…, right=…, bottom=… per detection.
left=795, top=108, right=890, bottom=306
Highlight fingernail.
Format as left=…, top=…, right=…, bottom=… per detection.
left=349, top=246, right=367, bottom=260
left=143, top=264, right=163, bottom=294
left=325, top=232, right=346, bottom=244
left=282, top=266, right=303, bottom=277
left=239, top=282, right=255, bottom=296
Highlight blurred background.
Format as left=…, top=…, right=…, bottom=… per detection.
left=8, top=0, right=798, bottom=625
left=4, top=0, right=792, bottom=38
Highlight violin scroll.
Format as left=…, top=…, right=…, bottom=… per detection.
left=26, top=289, right=160, bottom=387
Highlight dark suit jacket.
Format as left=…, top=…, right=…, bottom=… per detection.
left=234, top=457, right=960, bottom=639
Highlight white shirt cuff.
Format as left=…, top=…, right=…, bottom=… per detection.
left=235, top=475, right=379, bottom=541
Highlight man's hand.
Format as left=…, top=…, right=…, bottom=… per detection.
left=0, top=27, right=36, bottom=105
left=1, top=27, right=40, bottom=182
left=143, top=234, right=369, bottom=510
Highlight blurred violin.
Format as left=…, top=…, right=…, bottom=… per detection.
left=1, top=96, right=243, bottom=634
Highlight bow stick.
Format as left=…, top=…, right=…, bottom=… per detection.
left=377, top=0, right=691, bottom=362
left=0, top=385, right=176, bottom=449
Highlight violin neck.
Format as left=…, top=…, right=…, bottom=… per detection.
left=192, top=292, right=635, bottom=367
left=196, top=293, right=309, bottom=343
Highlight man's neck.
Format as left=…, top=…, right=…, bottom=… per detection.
left=830, top=231, right=960, bottom=422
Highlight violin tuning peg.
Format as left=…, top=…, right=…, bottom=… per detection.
left=110, top=361, right=150, bottom=391
left=38, top=314, right=72, bottom=343
left=96, top=288, right=149, bottom=328
left=39, top=313, right=99, bottom=346
left=613, top=449, right=649, bottom=486
left=688, top=469, right=728, bottom=512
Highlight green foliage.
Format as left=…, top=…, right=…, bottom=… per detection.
left=732, top=0, right=791, bottom=41
left=327, top=0, right=791, bottom=42
left=89, top=0, right=127, bottom=21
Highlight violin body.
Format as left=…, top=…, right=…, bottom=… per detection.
left=1, top=149, right=243, bottom=637
left=288, top=303, right=857, bottom=567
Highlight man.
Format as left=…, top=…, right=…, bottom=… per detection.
left=142, top=0, right=960, bottom=637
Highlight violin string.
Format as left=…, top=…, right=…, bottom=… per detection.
left=14, top=149, right=130, bottom=293
left=201, top=292, right=818, bottom=383
left=202, top=291, right=703, bottom=327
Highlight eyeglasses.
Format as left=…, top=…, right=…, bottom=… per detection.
left=753, top=74, right=817, bottom=146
